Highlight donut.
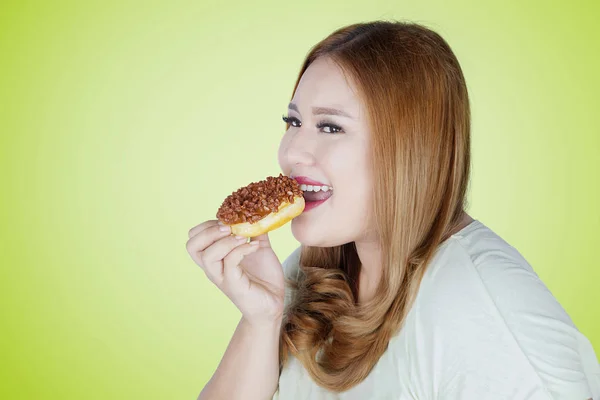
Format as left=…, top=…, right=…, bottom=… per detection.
left=216, top=174, right=305, bottom=238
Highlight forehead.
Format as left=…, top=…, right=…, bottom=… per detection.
left=292, top=57, right=361, bottom=117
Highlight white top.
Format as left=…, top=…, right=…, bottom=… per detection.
left=273, top=220, right=600, bottom=399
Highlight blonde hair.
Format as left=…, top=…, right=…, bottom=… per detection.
left=279, top=20, right=471, bottom=392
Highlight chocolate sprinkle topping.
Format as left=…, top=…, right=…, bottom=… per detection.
left=216, top=173, right=304, bottom=225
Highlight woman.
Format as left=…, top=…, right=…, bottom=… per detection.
left=187, top=20, right=600, bottom=399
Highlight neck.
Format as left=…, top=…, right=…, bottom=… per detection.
left=354, top=211, right=474, bottom=304
left=354, top=236, right=382, bottom=304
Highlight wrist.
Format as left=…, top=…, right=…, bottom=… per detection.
left=242, top=315, right=283, bottom=334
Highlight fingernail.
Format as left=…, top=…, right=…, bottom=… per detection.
left=249, top=241, right=259, bottom=246
left=219, top=226, right=230, bottom=232
left=235, top=235, right=245, bottom=240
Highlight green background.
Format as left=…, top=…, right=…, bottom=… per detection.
left=1, top=0, right=598, bottom=398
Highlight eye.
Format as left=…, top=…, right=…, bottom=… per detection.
left=282, top=115, right=301, bottom=127
left=316, top=120, right=343, bottom=134
left=282, top=115, right=344, bottom=134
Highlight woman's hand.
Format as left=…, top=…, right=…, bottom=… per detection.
left=186, top=220, right=286, bottom=326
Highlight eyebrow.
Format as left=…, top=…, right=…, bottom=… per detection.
left=288, top=102, right=354, bottom=119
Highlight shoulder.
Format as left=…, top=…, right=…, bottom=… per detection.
left=281, top=245, right=302, bottom=281
left=418, top=224, right=576, bottom=330
left=411, top=221, right=594, bottom=399
left=417, top=221, right=575, bottom=329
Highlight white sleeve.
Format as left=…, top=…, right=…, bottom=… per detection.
left=281, top=246, right=302, bottom=312
left=417, top=248, right=597, bottom=400
left=272, top=246, right=303, bottom=400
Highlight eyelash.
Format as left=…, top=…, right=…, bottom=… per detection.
left=282, top=115, right=344, bottom=134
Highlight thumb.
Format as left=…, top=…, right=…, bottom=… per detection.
left=222, top=243, right=260, bottom=285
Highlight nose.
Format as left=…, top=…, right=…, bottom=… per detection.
left=284, top=129, right=317, bottom=167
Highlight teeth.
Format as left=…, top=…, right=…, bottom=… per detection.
left=300, top=184, right=331, bottom=192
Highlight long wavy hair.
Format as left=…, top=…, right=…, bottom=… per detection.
left=278, top=20, right=471, bottom=392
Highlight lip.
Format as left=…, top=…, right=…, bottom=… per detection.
left=302, top=198, right=329, bottom=213
left=290, top=175, right=332, bottom=187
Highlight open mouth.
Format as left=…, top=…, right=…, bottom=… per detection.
left=299, top=184, right=333, bottom=203
left=298, top=184, right=333, bottom=212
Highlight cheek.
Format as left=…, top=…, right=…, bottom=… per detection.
left=335, top=188, right=371, bottom=223
left=335, top=161, right=372, bottom=215
left=277, top=137, right=288, bottom=172
left=331, top=147, right=370, bottom=194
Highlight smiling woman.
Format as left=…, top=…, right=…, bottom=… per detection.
left=191, top=19, right=600, bottom=400
left=275, top=20, right=600, bottom=399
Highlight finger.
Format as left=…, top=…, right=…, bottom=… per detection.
left=201, top=235, right=249, bottom=283
left=202, top=234, right=249, bottom=264
left=249, top=232, right=272, bottom=248
left=223, top=242, right=260, bottom=286
left=186, top=223, right=232, bottom=261
left=188, top=220, right=219, bottom=239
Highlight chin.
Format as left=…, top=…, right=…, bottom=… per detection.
left=291, top=219, right=351, bottom=248
left=291, top=219, right=320, bottom=246
left=291, top=218, right=332, bottom=247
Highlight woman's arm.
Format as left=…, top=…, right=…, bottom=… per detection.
left=198, top=316, right=282, bottom=400
left=186, top=221, right=290, bottom=400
